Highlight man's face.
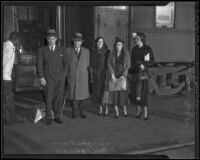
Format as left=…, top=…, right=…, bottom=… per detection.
left=13, top=38, right=20, bottom=46
left=47, top=36, right=57, bottom=46
left=74, top=40, right=82, bottom=48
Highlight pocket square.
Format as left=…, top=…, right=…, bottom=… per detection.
left=60, top=54, right=63, bottom=57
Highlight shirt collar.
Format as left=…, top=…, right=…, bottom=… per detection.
left=49, top=45, right=56, bottom=51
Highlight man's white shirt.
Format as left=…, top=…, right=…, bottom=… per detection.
left=49, top=45, right=56, bottom=52
left=3, top=40, right=15, bottom=80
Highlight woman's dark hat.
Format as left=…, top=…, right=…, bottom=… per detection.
left=136, top=32, right=146, bottom=39
left=114, top=36, right=124, bottom=44
left=72, top=33, right=84, bottom=41
left=46, top=29, right=57, bottom=38
left=132, top=32, right=146, bottom=43
left=132, top=32, right=146, bottom=39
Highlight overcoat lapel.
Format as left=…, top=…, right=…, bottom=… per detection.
left=71, top=47, right=84, bottom=66
left=70, top=48, right=78, bottom=65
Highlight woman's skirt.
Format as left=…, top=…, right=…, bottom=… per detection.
left=129, top=79, right=148, bottom=106
left=111, top=90, right=128, bottom=106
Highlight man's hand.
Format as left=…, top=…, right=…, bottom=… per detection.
left=40, top=78, right=46, bottom=86
left=139, top=64, right=145, bottom=71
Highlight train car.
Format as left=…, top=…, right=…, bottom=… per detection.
left=3, top=2, right=197, bottom=95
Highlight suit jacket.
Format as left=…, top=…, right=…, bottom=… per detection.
left=66, top=46, right=90, bottom=100
left=37, top=45, right=68, bottom=81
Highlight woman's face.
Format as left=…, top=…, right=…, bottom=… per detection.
left=135, top=36, right=142, bottom=45
left=97, top=38, right=104, bottom=49
left=115, top=42, right=123, bottom=51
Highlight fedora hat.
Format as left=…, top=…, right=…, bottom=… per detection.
left=72, top=33, right=84, bottom=41
left=46, top=29, right=57, bottom=38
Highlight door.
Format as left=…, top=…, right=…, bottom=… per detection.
left=95, top=6, right=129, bottom=50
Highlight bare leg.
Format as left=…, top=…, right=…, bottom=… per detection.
left=136, top=106, right=142, bottom=118
left=114, top=106, right=119, bottom=118
left=144, top=106, right=148, bottom=120
left=123, top=105, right=128, bottom=117
left=99, top=105, right=103, bottom=115
left=105, top=104, right=109, bottom=115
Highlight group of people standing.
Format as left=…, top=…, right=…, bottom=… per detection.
left=90, top=32, right=155, bottom=121
left=3, top=29, right=154, bottom=126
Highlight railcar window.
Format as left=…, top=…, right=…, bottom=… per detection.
left=155, top=2, right=175, bottom=28
left=98, top=6, right=128, bottom=14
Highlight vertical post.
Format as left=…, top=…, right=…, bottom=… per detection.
left=128, top=6, right=132, bottom=52
left=13, top=6, right=19, bottom=32
left=56, top=6, right=62, bottom=46
left=94, top=7, right=98, bottom=39
left=63, top=6, right=66, bottom=48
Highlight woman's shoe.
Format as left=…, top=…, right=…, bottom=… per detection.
left=124, top=114, right=128, bottom=118
left=72, top=114, right=77, bottom=119
left=135, top=112, right=142, bottom=118
left=103, top=113, right=109, bottom=117
left=144, top=115, right=149, bottom=120
left=98, top=112, right=103, bottom=116
left=115, top=115, right=119, bottom=119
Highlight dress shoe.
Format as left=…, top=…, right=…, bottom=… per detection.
left=115, top=115, right=119, bottom=119
left=17, top=117, right=25, bottom=123
left=103, top=113, right=109, bottom=117
left=46, top=119, right=53, bottom=125
left=72, top=115, right=77, bottom=119
left=54, top=119, right=64, bottom=124
left=80, top=114, right=87, bottom=119
left=4, top=120, right=18, bottom=126
left=135, top=112, right=142, bottom=118
left=144, top=115, right=149, bottom=120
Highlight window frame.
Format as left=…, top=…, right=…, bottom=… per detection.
left=155, top=2, right=176, bottom=29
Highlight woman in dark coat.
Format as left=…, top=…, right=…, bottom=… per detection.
left=90, top=36, right=111, bottom=116
left=129, top=32, right=155, bottom=120
left=108, top=37, right=130, bottom=118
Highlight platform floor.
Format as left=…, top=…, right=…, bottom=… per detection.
left=2, top=91, right=197, bottom=158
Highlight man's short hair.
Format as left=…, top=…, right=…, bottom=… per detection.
left=9, top=32, right=20, bottom=42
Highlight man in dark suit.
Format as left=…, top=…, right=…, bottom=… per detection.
left=37, top=29, right=68, bottom=125
left=66, top=33, right=90, bottom=119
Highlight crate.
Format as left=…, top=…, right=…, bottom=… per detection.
left=18, top=54, right=36, bottom=65
left=16, top=65, right=36, bottom=75
left=16, top=75, right=37, bottom=87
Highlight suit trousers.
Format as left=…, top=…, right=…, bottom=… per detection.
left=3, top=80, right=18, bottom=125
left=71, top=100, right=85, bottom=116
left=44, top=75, right=65, bottom=120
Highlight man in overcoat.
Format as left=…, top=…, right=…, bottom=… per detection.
left=66, top=33, right=90, bottom=119
left=37, top=29, right=68, bottom=125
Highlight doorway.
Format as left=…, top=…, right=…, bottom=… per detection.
left=95, top=6, right=130, bottom=50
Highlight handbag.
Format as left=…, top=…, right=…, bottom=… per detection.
left=109, top=77, right=127, bottom=91
left=138, top=70, right=149, bottom=80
